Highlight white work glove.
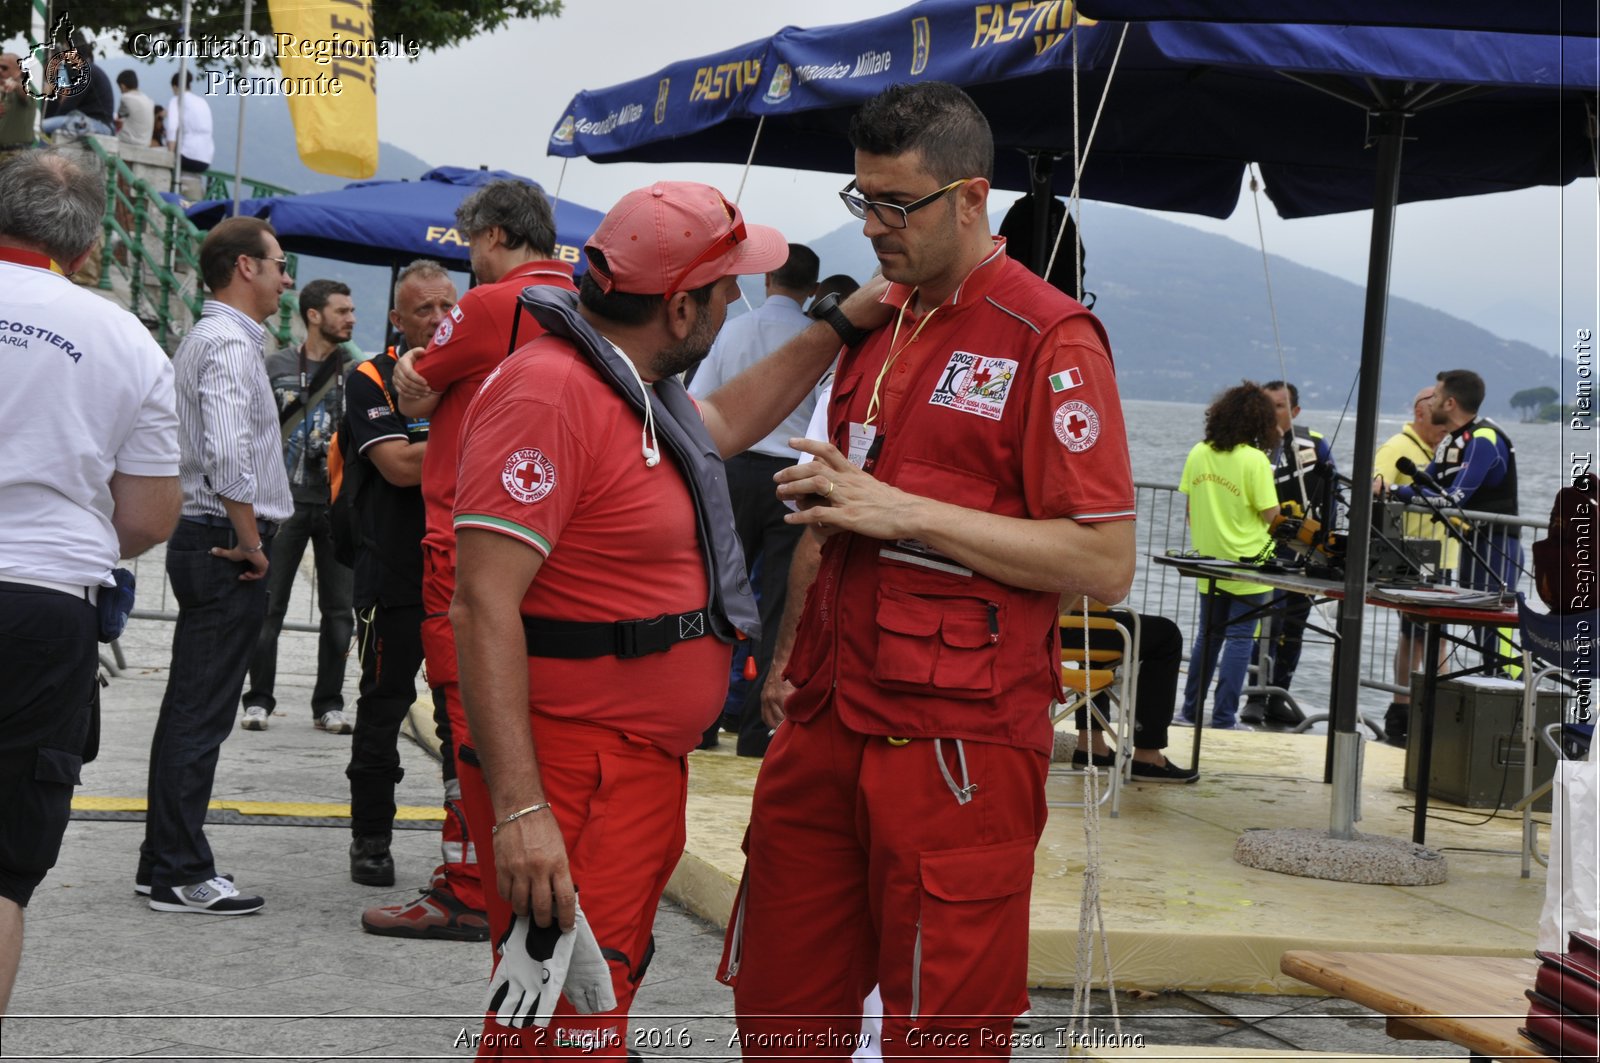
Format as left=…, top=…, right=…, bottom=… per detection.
left=485, top=900, right=615, bottom=1028
left=562, top=903, right=617, bottom=1014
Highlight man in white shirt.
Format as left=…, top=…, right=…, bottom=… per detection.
left=687, top=243, right=820, bottom=757
left=0, top=148, right=181, bottom=1014
left=167, top=71, right=213, bottom=200
left=114, top=69, right=154, bottom=148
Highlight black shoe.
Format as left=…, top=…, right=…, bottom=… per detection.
left=1239, top=700, right=1267, bottom=726
left=1070, top=749, right=1118, bottom=768
left=350, top=836, right=395, bottom=887
left=1130, top=758, right=1200, bottom=784
left=1263, top=696, right=1306, bottom=727
left=1382, top=704, right=1409, bottom=748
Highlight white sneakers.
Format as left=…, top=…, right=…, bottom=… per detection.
left=148, top=876, right=264, bottom=915
left=241, top=706, right=353, bottom=733
left=315, top=709, right=353, bottom=734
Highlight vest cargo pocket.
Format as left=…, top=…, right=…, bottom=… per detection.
left=911, top=837, right=1036, bottom=1019
left=872, top=588, right=1003, bottom=699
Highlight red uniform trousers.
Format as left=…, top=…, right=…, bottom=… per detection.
left=723, top=702, right=1047, bottom=1061
left=422, top=544, right=487, bottom=911
left=471, top=715, right=689, bottom=1060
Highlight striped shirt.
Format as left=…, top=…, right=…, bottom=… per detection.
left=173, top=300, right=293, bottom=523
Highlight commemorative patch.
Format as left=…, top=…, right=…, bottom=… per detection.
left=366, top=406, right=389, bottom=421
left=1053, top=400, right=1100, bottom=452
left=502, top=448, right=556, bottom=504
left=929, top=351, right=1019, bottom=421
left=431, top=318, right=454, bottom=347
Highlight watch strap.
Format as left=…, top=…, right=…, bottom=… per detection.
left=814, top=292, right=870, bottom=347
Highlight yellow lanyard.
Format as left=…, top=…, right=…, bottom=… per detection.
left=864, top=298, right=940, bottom=428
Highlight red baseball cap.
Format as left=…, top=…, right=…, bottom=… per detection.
left=584, top=182, right=788, bottom=298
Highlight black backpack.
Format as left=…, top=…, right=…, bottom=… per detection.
left=1532, top=473, right=1599, bottom=614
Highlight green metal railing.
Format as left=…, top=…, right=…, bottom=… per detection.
left=203, top=170, right=300, bottom=202
left=78, top=138, right=298, bottom=350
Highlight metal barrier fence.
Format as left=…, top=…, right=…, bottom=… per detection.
left=115, top=485, right=1547, bottom=719
left=1129, top=480, right=1547, bottom=722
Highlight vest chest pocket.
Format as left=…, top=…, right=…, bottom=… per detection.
left=872, top=587, right=1003, bottom=699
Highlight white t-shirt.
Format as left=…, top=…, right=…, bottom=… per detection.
left=116, top=88, right=155, bottom=147
left=167, top=89, right=214, bottom=165
left=0, top=260, right=179, bottom=587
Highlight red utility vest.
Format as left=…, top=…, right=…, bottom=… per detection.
left=783, top=255, right=1112, bottom=755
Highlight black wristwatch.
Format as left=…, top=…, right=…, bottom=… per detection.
left=811, top=292, right=871, bottom=347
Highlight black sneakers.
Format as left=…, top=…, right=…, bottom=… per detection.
left=1130, top=758, right=1200, bottom=784
left=1383, top=702, right=1410, bottom=747
left=350, top=835, right=395, bottom=887
left=148, top=876, right=264, bottom=915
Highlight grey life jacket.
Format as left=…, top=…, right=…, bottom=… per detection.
left=515, top=285, right=761, bottom=644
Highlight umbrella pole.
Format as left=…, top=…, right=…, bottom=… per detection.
left=1028, top=153, right=1055, bottom=279
left=231, top=0, right=254, bottom=212
left=1329, top=108, right=1407, bottom=840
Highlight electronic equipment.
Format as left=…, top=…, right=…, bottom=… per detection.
left=1402, top=675, right=1568, bottom=812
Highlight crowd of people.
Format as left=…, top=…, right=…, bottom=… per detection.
left=0, top=32, right=206, bottom=174
left=0, top=71, right=1529, bottom=1059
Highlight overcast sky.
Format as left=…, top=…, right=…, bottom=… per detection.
left=15, top=0, right=1596, bottom=351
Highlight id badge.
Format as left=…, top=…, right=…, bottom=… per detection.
left=847, top=422, right=878, bottom=469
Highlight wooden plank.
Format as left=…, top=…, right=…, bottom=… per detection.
left=1281, top=951, right=1552, bottom=1061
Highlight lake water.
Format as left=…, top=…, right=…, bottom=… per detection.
left=1116, top=397, right=1580, bottom=724
left=1121, top=397, right=1577, bottom=504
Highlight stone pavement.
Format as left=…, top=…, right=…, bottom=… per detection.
left=1, top=564, right=1462, bottom=1061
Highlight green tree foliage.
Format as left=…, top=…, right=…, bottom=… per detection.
left=7, top=2, right=562, bottom=60
left=1511, top=385, right=1559, bottom=420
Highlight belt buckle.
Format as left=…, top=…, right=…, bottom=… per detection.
left=615, top=614, right=673, bottom=659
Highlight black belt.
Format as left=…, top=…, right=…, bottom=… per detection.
left=183, top=514, right=280, bottom=537
left=523, top=609, right=711, bottom=660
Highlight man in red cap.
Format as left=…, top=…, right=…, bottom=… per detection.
left=447, top=181, right=889, bottom=1057
left=723, top=82, right=1136, bottom=1058
left=382, top=180, right=577, bottom=943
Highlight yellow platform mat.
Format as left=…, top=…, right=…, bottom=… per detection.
left=672, top=729, right=1547, bottom=994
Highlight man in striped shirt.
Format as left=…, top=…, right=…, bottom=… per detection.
left=139, top=217, right=294, bottom=917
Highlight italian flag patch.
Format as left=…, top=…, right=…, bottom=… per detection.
left=1049, top=367, right=1083, bottom=393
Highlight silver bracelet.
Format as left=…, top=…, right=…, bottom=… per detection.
left=491, top=801, right=552, bottom=835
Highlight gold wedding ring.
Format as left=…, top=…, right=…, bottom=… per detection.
left=823, top=480, right=835, bottom=498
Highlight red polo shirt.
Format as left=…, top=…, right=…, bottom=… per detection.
left=453, top=335, right=731, bottom=756
left=413, top=259, right=577, bottom=557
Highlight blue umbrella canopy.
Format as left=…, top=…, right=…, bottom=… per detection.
left=188, top=167, right=605, bottom=273
left=548, top=2, right=1599, bottom=842
left=1077, top=0, right=1600, bottom=36
left=547, top=1, right=1596, bottom=220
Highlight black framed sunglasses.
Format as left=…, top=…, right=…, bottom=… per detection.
left=838, top=178, right=972, bottom=229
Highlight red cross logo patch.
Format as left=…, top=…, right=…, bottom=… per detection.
left=501, top=448, right=556, bottom=504
left=1053, top=400, right=1100, bottom=452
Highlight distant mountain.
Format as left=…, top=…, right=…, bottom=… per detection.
left=801, top=204, right=1562, bottom=417
left=191, top=89, right=446, bottom=352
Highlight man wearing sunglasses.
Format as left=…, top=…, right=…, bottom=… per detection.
left=724, top=82, right=1137, bottom=1057
left=447, top=181, right=890, bottom=1057
left=387, top=180, right=577, bottom=946
left=141, top=217, right=294, bottom=916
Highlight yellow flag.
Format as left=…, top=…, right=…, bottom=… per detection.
left=267, top=0, right=379, bottom=178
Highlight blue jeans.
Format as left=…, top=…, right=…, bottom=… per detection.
left=243, top=500, right=354, bottom=718
left=41, top=113, right=114, bottom=138
left=1180, top=589, right=1268, bottom=728
left=140, top=520, right=272, bottom=887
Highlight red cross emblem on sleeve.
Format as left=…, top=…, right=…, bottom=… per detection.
left=1053, top=400, right=1100, bottom=452
left=501, top=448, right=556, bottom=504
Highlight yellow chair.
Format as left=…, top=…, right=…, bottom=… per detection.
left=1052, top=597, right=1138, bottom=816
